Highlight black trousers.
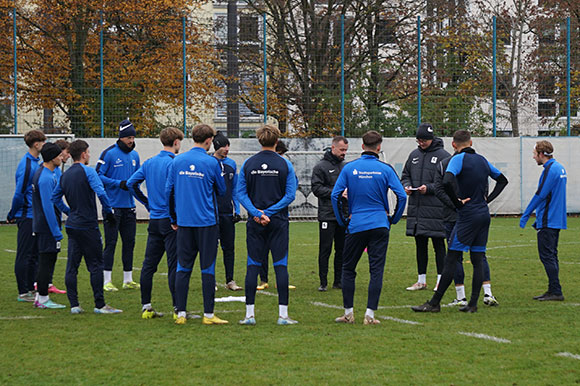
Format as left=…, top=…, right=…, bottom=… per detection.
left=65, top=227, right=106, bottom=309
left=103, top=207, right=136, bottom=272
left=341, top=227, right=389, bottom=310
left=318, top=220, right=345, bottom=287
left=140, top=218, right=177, bottom=307
left=414, top=236, right=445, bottom=275
left=37, top=253, right=58, bottom=296
left=14, top=218, right=38, bottom=294
left=218, top=214, right=236, bottom=283
left=537, top=228, right=562, bottom=296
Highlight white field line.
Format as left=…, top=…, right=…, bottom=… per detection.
left=556, top=352, right=580, bottom=360
left=378, top=315, right=422, bottom=325
left=563, top=303, right=580, bottom=306
left=215, top=296, right=246, bottom=303
left=0, top=315, right=45, bottom=320
left=258, top=290, right=278, bottom=297
left=3, top=249, right=16, bottom=253
left=310, top=301, right=343, bottom=310
left=458, top=331, right=511, bottom=343
left=378, top=303, right=457, bottom=310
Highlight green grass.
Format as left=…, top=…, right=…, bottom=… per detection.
left=1, top=218, right=579, bottom=384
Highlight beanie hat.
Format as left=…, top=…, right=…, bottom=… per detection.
left=416, top=123, right=435, bottom=140
left=119, top=119, right=136, bottom=138
left=213, top=131, right=230, bottom=151
left=41, top=142, right=62, bottom=163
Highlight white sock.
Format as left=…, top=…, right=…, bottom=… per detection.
left=204, top=313, right=214, bottom=319
left=123, top=271, right=133, bottom=283
left=345, top=307, right=353, bottom=315
left=456, top=285, right=466, bottom=300
left=365, top=308, right=374, bottom=319
left=178, top=311, right=186, bottom=318
left=435, top=275, right=441, bottom=287
left=279, top=305, right=288, bottom=319
left=104, top=270, right=112, bottom=284
left=246, top=304, right=255, bottom=319
left=142, top=303, right=152, bottom=311
left=38, top=294, right=49, bottom=303
left=418, top=274, right=426, bottom=284
left=483, top=283, right=492, bottom=297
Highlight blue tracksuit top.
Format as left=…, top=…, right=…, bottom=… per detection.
left=165, top=147, right=226, bottom=227
left=52, top=163, right=113, bottom=230
left=521, top=158, right=567, bottom=230
left=96, top=141, right=140, bottom=208
left=32, top=166, right=63, bottom=240
left=237, top=150, right=297, bottom=221
left=216, top=156, right=240, bottom=216
left=446, top=149, right=502, bottom=216
left=331, top=153, right=406, bottom=234
left=8, top=152, right=41, bottom=220
left=127, top=150, right=175, bottom=220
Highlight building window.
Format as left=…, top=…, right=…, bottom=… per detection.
left=240, top=15, right=259, bottom=42
left=376, top=18, right=397, bottom=44
left=538, top=101, right=556, bottom=117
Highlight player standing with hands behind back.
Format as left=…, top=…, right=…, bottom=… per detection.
left=237, top=125, right=298, bottom=325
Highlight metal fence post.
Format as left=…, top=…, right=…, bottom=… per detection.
left=100, top=11, right=104, bottom=138
left=13, top=8, right=17, bottom=134
left=263, top=13, right=267, bottom=124
left=182, top=16, right=187, bottom=137
left=566, top=16, right=571, bottom=136
left=417, top=16, right=421, bottom=128
left=493, top=16, right=497, bottom=137
left=341, top=14, right=344, bottom=137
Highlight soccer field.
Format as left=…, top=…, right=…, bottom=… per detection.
left=1, top=217, right=579, bottom=384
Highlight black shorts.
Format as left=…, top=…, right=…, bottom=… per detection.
left=35, top=232, right=61, bottom=254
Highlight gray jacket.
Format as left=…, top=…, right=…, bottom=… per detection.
left=400, top=137, right=451, bottom=238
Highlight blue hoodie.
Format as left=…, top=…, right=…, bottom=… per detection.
left=96, top=141, right=140, bottom=208
left=215, top=156, right=240, bottom=216
left=32, top=166, right=63, bottom=240
left=165, top=147, right=226, bottom=227
left=520, top=158, right=567, bottom=230
left=8, top=152, right=41, bottom=220
left=331, top=153, right=406, bottom=234
left=127, top=150, right=175, bottom=220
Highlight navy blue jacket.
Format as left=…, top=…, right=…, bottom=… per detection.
left=8, top=152, right=41, bottom=220
left=96, top=141, right=140, bottom=208
left=165, top=147, right=226, bottom=227
left=445, top=148, right=503, bottom=216
left=237, top=150, right=297, bottom=221
left=331, top=153, right=406, bottom=234
left=127, top=150, right=175, bottom=220
left=215, top=156, right=240, bottom=216
left=52, top=163, right=113, bottom=230
left=32, top=166, right=63, bottom=240
left=520, top=158, right=567, bottom=230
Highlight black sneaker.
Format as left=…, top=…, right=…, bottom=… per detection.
left=332, top=283, right=342, bottom=290
left=537, top=293, right=564, bottom=301
left=318, top=285, right=327, bottom=292
left=533, top=292, right=550, bottom=300
left=459, top=305, right=478, bottom=313
left=411, top=301, right=440, bottom=313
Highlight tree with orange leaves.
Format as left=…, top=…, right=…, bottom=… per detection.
left=6, top=0, right=219, bottom=136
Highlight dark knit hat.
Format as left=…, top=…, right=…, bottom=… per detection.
left=213, top=131, right=230, bottom=151
left=41, top=142, right=62, bottom=163
left=119, top=119, right=136, bottom=138
left=416, top=123, right=435, bottom=140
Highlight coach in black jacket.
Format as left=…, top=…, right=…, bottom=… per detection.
left=401, top=123, right=450, bottom=291
left=311, top=136, right=348, bottom=291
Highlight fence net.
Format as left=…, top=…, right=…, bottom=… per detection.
left=0, top=1, right=578, bottom=137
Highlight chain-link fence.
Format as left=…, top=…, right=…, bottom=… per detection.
left=0, top=1, right=578, bottom=138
